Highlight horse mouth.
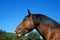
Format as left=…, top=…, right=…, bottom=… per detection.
left=16, top=33, right=24, bottom=38
left=17, top=34, right=21, bottom=37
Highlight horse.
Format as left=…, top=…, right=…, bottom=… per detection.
left=15, top=10, right=60, bottom=40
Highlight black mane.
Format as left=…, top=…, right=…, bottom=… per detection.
left=25, top=14, right=60, bottom=29
left=32, top=14, right=60, bottom=29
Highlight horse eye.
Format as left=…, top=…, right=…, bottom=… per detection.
left=24, top=18, right=27, bottom=20
left=19, top=28, right=21, bottom=30
left=24, top=19, right=26, bottom=20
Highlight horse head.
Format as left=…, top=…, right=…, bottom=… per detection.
left=15, top=10, right=35, bottom=38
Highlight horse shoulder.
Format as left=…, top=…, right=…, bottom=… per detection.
left=48, top=28, right=60, bottom=40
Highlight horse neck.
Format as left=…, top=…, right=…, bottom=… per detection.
left=35, top=22, right=51, bottom=40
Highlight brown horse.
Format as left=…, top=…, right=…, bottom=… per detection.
left=15, top=10, right=60, bottom=40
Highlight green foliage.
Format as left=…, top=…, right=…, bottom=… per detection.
left=0, top=30, right=13, bottom=40
left=27, top=32, right=40, bottom=40
left=18, top=32, right=44, bottom=40
left=0, top=30, right=44, bottom=40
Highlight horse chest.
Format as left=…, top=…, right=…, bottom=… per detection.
left=46, top=28, right=60, bottom=40
left=38, top=23, right=60, bottom=40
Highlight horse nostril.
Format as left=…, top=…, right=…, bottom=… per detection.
left=16, top=32, right=17, bottom=34
left=15, top=30, right=16, bottom=32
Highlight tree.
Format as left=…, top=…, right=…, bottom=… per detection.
left=0, top=30, right=12, bottom=40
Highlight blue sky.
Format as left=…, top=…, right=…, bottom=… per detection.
left=0, top=0, right=60, bottom=33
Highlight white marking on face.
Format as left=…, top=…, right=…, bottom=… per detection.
left=27, top=21, right=30, bottom=24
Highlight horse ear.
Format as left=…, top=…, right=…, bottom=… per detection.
left=28, top=9, right=32, bottom=16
